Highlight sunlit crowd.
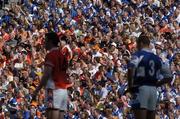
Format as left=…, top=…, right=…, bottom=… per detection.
left=0, top=0, right=179, bottom=119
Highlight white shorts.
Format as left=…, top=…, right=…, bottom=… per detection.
left=45, top=88, right=68, bottom=111
left=131, top=86, right=157, bottom=111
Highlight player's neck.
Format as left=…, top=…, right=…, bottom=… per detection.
left=143, top=47, right=149, bottom=49
left=141, top=47, right=152, bottom=53
left=142, top=45, right=149, bottom=49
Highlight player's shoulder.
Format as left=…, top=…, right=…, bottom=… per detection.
left=132, top=50, right=141, bottom=57
left=148, top=52, right=161, bottom=61
left=132, top=50, right=147, bottom=58
left=141, top=49, right=159, bottom=57
left=133, top=49, right=161, bottom=61
left=46, top=48, right=60, bottom=57
left=146, top=51, right=162, bottom=63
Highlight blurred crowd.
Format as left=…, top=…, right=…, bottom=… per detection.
left=0, top=0, right=179, bottom=119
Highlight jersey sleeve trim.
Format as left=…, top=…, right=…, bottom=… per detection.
left=128, top=55, right=141, bottom=68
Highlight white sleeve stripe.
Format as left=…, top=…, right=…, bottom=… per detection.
left=130, top=55, right=144, bottom=68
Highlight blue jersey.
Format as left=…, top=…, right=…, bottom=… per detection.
left=129, top=49, right=162, bottom=86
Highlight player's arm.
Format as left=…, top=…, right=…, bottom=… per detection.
left=156, top=63, right=173, bottom=87
left=35, top=66, right=52, bottom=92
left=32, top=65, right=52, bottom=100
left=127, top=55, right=138, bottom=90
left=128, top=67, right=135, bottom=89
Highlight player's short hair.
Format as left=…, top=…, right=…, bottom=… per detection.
left=137, top=32, right=150, bottom=45
left=45, top=32, right=59, bottom=46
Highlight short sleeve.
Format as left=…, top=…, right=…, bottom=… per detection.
left=44, top=52, right=55, bottom=68
left=128, top=55, right=140, bottom=68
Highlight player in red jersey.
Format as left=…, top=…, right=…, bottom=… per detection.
left=32, top=32, right=71, bottom=119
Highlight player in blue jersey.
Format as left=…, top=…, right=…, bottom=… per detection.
left=128, top=33, right=173, bottom=119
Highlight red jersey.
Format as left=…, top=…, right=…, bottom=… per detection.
left=45, top=48, right=71, bottom=89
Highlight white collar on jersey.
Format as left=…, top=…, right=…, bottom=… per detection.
left=49, top=47, right=59, bottom=52
left=141, top=48, right=153, bottom=53
left=46, top=47, right=59, bottom=53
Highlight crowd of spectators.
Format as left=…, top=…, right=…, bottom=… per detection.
left=0, top=0, right=179, bottom=118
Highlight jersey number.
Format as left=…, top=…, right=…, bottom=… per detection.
left=136, top=60, right=155, bottom=77
left=149, top=60, right=155, bottom=76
